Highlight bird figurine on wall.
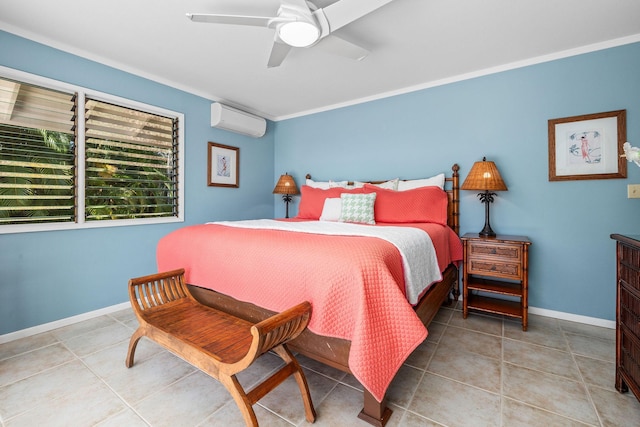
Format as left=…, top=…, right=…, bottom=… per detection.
left=622, top=142, right=640, bottom=167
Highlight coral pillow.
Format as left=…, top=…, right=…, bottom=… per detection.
left=297, top=186, right=365, bottom=220
left=362, top=184, right=448, bottom=224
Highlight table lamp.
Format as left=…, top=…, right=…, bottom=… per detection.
left=273, top=173, right=299, bottom=218
left=461, top=157, right=508, bottom=237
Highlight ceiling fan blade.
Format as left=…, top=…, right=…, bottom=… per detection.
left=186, top=13, right=275, bottom=27
left=313, top=35, right=369, bottom=61
left=318, top=0, right=394, bottom=33
left=267, top=41, right=292, bottom=68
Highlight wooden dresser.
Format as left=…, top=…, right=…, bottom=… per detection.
left=611, top=234, right=640, bottom=401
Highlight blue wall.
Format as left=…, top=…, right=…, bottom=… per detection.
left=0, top=31, right=275, bottom=335
left=274, top=42, right=640, bottom=321
left=1, top=30, right=638, bottom=335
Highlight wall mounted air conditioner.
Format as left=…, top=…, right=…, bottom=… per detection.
left=211, top=102, right=266, bottom=138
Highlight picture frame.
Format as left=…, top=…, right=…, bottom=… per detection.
left=548, top=110, right=626, bottom=181
left=207, top=142, right=239, bottom=187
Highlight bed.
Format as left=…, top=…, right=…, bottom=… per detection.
left=156, top=164, right=461, bottom=426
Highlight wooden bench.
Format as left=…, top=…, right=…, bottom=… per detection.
left=125, top=268, right=316, bottom=426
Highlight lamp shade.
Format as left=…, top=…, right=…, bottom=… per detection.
left=461, top=158, right=508, bottom=192
left=273, top=173, right=299, bottom=195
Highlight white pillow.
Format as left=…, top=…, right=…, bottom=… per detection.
left=397, top=173, right=445, bottom=190
left=356, top=178, right=399, bottom=190
left=329, top=180, right=356, bottom=188
left=306, top=178, right=331, bottom=189
left=319, top=198, right=342, bottom=221
left=339, top=193, right=376, bottom=225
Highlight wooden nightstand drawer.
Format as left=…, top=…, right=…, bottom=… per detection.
left=467, top=241, right=522, bottom=262
left=466, top=259, right=522, bottom=280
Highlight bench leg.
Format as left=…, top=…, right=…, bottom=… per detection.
left=272, top=345, right=316, bottom=423
left=219, top=374, right=259, bottom=427
left=125, top=328, right=145, bottom=368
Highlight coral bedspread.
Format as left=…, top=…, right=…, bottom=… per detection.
left=156, top=221, right=462, bottom=402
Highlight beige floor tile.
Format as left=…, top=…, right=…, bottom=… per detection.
left=0, top=360, right=103, bottom=420
left=311, top=383, right=378, bottom=426
left=448, top=311, right=503, bottom=336
left=0, top=343, right=75, bottom=387
left=520, top=313, right=562, bottom=330
left=504, top=319, right=568, bottom=351
left=395, top=410, right=445, bottom=427
left=0, top=332, right=58, bottom=361
left=236, top=351, right=285, bottom=390
left=133, top=370, right=229, bottom=427
left=404, top=340, right=436, bottom=370
left=340, top=373, right=364, bottom=391
left=558, top=320, right=615, bottom=341
left=63, top=322, right=132, bottom=357
left=432, top=307, right=454, bottom=324
left=564, top=333, right=615, bottom=362
left=428, top=344, right=501, bottom=393
left=409, top=372, right=500, bottom=426
left=296, top=353, right=348, bottom=381
left=503, top=338, right=581, bottom=380
left=4, top=379, right=126, bottom=427
left=588, top=384, right=640, bottom=427
left=95, top=409, right=149, bottom=427
left=424, top=321, right=447, bottom=344
left=204, top=399, right=295, bottom=426
left=502, top=397, right=595, bottom=426
left=503, top=363, right=599, bottom=425
left=437, top=325, right=502, bottom=359
left=386, top=365, right=423, bottom=408
left=257, top=367, right=336, bottom=424
left=574, top=355, right=616, bottom=391
left=101, top=348, right=196, bottom=403
left=50, top=316, right=119, bottom=341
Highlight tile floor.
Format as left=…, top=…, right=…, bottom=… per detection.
left=1, top=302, right=640, bottom=427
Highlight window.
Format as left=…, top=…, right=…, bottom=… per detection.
left=84, top=99, right=178, bottom=221
left=0, top=78, right=76, bottom=225
left=0, top=70, right=184, bottom=233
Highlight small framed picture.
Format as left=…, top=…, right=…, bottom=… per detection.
left=207, top=142, right=239, bottom=187
left=548, top=110, right=627, bottom=181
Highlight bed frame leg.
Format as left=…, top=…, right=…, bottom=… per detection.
left=358, top=390, right=392, bottom=427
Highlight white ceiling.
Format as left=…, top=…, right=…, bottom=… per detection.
left=1, top=0, right=639, bottom=121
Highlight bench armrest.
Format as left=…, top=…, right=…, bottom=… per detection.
left=251, top=301, right=312, bottom=357
left=128, top=268, right=189, bottom=313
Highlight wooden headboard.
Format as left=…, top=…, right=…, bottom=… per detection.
left=305, top=163, right=460, bottom=235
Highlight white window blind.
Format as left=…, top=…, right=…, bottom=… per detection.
left=0, top=77, right=76, bottom=224
left=84, top=99, right=178, bottom=221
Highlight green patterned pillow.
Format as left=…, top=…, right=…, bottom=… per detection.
left=339, top=193, right=376, bottom=224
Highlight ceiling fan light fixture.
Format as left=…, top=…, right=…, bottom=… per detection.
left=278, top=21, right=319, bottom=47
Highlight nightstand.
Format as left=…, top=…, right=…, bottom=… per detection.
left=461, top=233, right=531, bottom=331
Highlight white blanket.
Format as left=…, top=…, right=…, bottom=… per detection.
left=210, top=219, right=442, bottom=304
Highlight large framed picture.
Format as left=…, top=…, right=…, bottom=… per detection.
left=207, top=142, right=239, bottom=187
left=548, top=110, right=626, bottom=181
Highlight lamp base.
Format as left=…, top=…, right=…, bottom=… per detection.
left=478, top=190, right=497, bottom=237
left=282, top=194, right=292, bottom=219
left=478, top=225, right=496, bottom=237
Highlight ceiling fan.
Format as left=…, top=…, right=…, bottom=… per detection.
left=186, top=0, right=394, bottom=68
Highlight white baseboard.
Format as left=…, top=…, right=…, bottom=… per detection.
left=0, top=302, right=131, bottom=344
left=528, top=306, right=616, bottom=329
left=0, top=301, right=616, bottom=345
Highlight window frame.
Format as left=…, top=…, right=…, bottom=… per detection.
left=0, top=66, right=185, bottom=234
